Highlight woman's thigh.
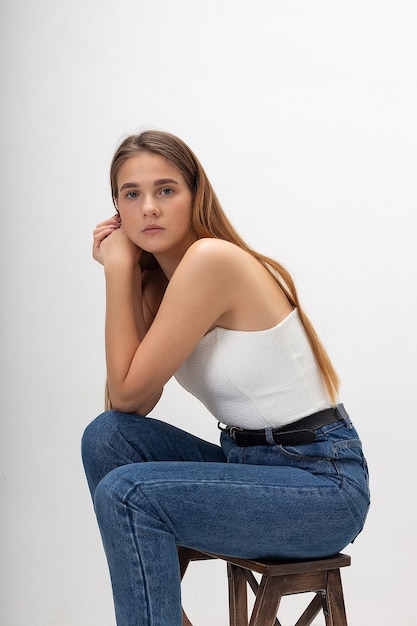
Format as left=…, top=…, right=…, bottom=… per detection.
left=95, top=458, right=365, bottom=560
left=81, top=411, right=226, bottom=496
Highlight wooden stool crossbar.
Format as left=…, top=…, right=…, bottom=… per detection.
left=179, top=547, right=351, bottom=626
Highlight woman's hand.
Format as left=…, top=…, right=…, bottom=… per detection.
left=93, top=215, right=142, bottom=267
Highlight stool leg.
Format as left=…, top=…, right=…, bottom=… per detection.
left=228, top=563, right=248, bottom=626
left=177, top=548, right=194, bottom=626
left=178, top=547, right=191, bottom=580
left=325, top=569, right=348, bottom=626
left=249, top=576, right=282, bottom=626
left=294, top=593, right=323, bottom=626
left=240, top=570, right=282, bottom=626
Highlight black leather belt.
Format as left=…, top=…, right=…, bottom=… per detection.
left=220, top=406, right=344, bottom=447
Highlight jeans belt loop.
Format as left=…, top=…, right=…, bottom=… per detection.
left=265, top=428, right=276, bottom=445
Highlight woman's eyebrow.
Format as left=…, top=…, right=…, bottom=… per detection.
left=119, top=178, right=179, bottom=192
left=153, top=178, right=179, bottom=186
left=120, top=182, right=139, bottom=191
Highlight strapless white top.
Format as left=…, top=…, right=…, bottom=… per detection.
left=175, top=309, right=334, bottom=429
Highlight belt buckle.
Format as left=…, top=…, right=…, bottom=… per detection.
left=229, top=426, right=243, bottom=440
left=217, top=422, right=243, bottom=440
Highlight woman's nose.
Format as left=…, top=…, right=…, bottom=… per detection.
left=142, top=195, right=160, bottom=217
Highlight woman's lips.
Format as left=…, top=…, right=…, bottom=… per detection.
left=142, top=225, right=164, bottom=234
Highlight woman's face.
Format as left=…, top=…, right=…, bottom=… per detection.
left=115, top=152, right=196, bottom=262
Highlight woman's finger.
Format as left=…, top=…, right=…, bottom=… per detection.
left=95, top=214, right=120, bottom=229
left=94, top=224, right=119, bottom=240
left=93, top=215, right=120, bottom=239
left=92, top=215, right=121, bottom=263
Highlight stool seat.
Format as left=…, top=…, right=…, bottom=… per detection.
left=179, top=547, right=351, bottom=626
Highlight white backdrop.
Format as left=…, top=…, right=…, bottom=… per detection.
left=1, top=1, right=416, bottom=624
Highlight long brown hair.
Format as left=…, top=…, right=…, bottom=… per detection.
left=107, top=129, right=339, bottom=407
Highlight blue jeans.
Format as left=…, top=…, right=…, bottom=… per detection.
left=81, top=405, right=369, bottom=626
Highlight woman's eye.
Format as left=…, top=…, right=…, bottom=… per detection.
left=160, top=188, right=174, bottom=196
left=126, top=191, right=138, bottom=199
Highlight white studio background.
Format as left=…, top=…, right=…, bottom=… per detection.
left=1, top=1, right=416, bottom=624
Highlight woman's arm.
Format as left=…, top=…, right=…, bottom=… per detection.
left=93, top=217, right=160, bottom=412
left=104, top=238, right=237, bottom=415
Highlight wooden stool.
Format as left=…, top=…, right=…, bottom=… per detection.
left=179, top=547, right=351, bottom=626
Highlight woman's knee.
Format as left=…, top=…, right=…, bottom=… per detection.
left=81, top=411, right=115, bottom=462
left=81, top=411, right=130, bottom=496
left=92, top=465, right=120, bottom=519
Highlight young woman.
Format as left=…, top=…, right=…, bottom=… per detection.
left=82, top=130, right=370, bottom=626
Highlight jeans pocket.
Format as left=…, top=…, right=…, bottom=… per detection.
left=332, top=438, right=370, bottom=500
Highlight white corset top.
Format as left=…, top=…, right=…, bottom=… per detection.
left=174, top=309, right=333, bottom=429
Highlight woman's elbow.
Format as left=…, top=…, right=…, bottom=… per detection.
left=110, top=388, right=163, bottom=415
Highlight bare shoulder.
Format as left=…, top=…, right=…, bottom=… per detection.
left=181, top=238, right=251, bottom=274
left=180, top=238, right=272, bottom=288
left=166, top=238, right=249, bottom=314
left=187, top=237, right=244, bottom=257
left=179, top=238, right=292, bottom=330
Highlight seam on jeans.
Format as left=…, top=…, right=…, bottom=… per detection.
left=332, top=439, right=363, bottom=451
left=338, top=477, right=369, bottom=529
left=100, top=478, right=154, bottom=626
left=276, top=446, right=334, bottom=462
left=314, top=421, right=347, bottom=437
left=125, top=505, right=154, bottom=625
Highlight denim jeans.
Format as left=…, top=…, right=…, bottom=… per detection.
left=81, top=404, right=370, bottom=626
